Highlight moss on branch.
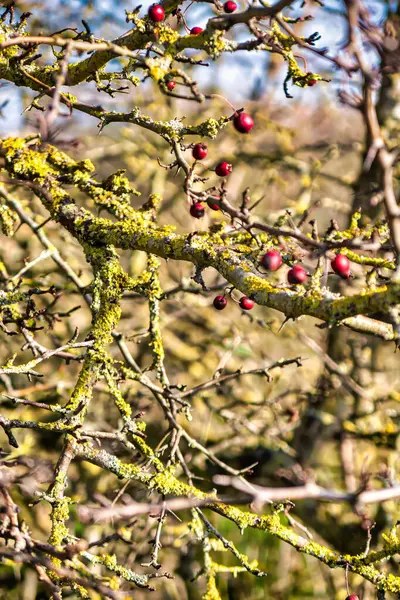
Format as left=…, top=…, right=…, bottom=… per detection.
left=76, top=440, right=400, bottom=593
left=0, top=137, right=398, bottom=341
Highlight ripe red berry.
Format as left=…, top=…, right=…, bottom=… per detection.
left=167, top=81, right=176, bottom=91
left=345, top=596, right=359, bottom=600
left=287, top=265, right=307, bottom=285
left=261, top=250, right=282, bottom=271
left=308, top=79, right=317, bottom=86
left=190, top=26, right=203, bottom=34
left=213, top=295, right=227, bottom=310
left=239, top=296, right=254, bottom=310
left=224, top=0, right=237, bottom=12
left=207, top=199, right=220, bottom=211
left=215, top=161, right=232, bottom=177
left=190, top=202, right=205, bottom=218
left=148, top=4, right=165, bottom=22
left=331, top=254, right=351, bottom=279
left=233, top=112, right=254, bottom=134
left=192, top=143, right=208, bottom=160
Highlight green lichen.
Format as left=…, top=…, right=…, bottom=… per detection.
left=85, top=553, right=151, bottom=588
left=104, top=368, right=132, bottom=420
left=145, top=55, right=173, bottom=82
left=341, top=249, right=395, bottom=270
left=271, top=22, right=297, bottom=51
left=2, top=138, right=57, bottom=183
left=202, top=573, right=222, bottom=600
left=157, top=24, right=181, bottom=46
left=204, top=30, right=235, bottom=59
left=76, top=440, right=400, bottom=591
left=0, top=196, right=17, bottom=235
left=196, top=117, right=230, bottom=139
left=48, top=497, right=71, bottom=547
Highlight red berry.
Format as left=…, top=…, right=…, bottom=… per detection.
left=308, top=79, right=317, bottom=86
left=207, top=199, right=220, bottom=211
left=167, top=81, right=176, bottom=91
left=261, top=250, right=282, bottom=271
left=215, top=161, right=232, bottom=177
left=213, top=295, right=227, bottom=310
left=148, top=4, right=165, bottom=22
left=233, top=112, right=254, bottom=134
left=192, top=143, right=208, bottom=160
left=345, top=596, right=359, bottom=600
left=190, top=27, right=203, bottom=34
left=331, top=254, right=351, bottom=279
left=190, top=202, right=205, bottom=218
left=287, top=265, right=307, bottom=285
left=239, top=296, right=254, bottom=310
left=224, top=0, right=237, bottom=12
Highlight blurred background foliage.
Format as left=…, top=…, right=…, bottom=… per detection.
left=1, top=0, right=400, bottom=599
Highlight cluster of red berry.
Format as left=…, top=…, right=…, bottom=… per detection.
left=212, top=251, right=352, bottom=310
left=189, top=113, right=254, bottom=218
left=148, top=4, right=254, bottom=219
left=190, top=199, right=220, bottom=218
left=213, top=295, right=254, bottom=311
left=148, top=1, right=238, bottom=23
left=150, top=3, right=320, bottom=94
left=260, top=250, right=308, bottom=284
left=146, top=4, right=333, bottom=311
left=261, top=250, right=351, bottom=284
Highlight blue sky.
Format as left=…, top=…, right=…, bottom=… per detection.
left=0, top=0, right=397, bottom=134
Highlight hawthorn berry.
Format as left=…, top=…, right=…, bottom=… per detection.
left=190, top=202, right=205, bottom=218
left=261, top=250, right=282, bottom=271
left=239, top=296, right=254, bottom=310
left=331, top=254, right=351, bottom=279
left=215, top=161, right=232, bottom=177
left=207, top=199, right=220, bottom=211
left=167, top=81, right=176, bottom=91
left=213, top=295, right=227, bottom=310
left=224, top=0, right=237, bottom=12
left=287, top=265, right=307, bottom=285
left=190, top=26, right=203, bottom=34
left=148, top=4, right=165, bottom=22
left=233, top=112, right=254, bottom=134
left=305, top=72, right=318, bottom=86
left=192, top=143, right=208, bottom=160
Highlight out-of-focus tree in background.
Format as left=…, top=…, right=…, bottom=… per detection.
left=1, top=0, right=400, bottom=599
